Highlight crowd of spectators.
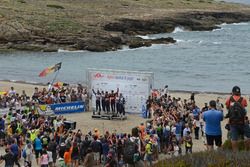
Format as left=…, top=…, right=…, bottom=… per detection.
left=0, top=85, right=89, bottom=110
left=1, top=85, right=246, bottom=167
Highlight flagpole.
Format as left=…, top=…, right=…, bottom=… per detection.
left=49, top=69, right=60, bottom=91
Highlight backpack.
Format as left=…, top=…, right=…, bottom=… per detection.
left=228, top=96, right=246, bottom=124
left=22, top=149, right=27, bottom=159
left=123, top=140, right=137, bottom=164
left=149, top=143, right=156, bottom=153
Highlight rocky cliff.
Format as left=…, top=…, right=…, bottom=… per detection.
left=0, top=0, right=250, bottom=52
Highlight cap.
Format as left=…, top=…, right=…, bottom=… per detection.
left=232, top=86, right=241, bottom=94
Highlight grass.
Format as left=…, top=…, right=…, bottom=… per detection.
left=154, top=140, right=250, bottom=167
left=0, top=0, right=249, bottom=36
left=46, top=19, right=82, bottom=32
left=154, top=150, right=250, bottom=167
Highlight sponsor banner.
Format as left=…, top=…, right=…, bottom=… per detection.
left=49, top=101, right=85, bottom=114
left=88, top=69, right=153, bottom=113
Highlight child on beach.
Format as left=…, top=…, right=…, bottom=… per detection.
left=184, top=131, right=192, bottom=154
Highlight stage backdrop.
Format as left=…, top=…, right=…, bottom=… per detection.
left=87, top=69, right=154, bottom=113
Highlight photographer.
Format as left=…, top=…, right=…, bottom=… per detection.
left=0, top=148, right=15, bottom=167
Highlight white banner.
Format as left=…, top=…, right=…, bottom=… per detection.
left=87, top=69, right=154, bottom=113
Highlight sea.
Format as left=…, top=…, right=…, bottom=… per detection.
left=219, top=0, right=250, bottom=4
left=0, top=0, right=250, bottom=94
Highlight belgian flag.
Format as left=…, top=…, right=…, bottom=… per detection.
left=39, top=62, right=62, bottom=77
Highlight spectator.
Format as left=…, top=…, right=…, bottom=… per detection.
left=64, top=147, right=71, bottom=167
left=40, top=150, right=49, bottom=167
left=34, top=135, right=42, bottom=165
left=90, top=136, right=102, bottom=165
left=225, top=86, right=250, bottom=151
left=0, top=148, right=15, bottom=167
left=10, top=139, right=20, bottom=167
left=193, top=117, right=200, bottom=140
left=203, top=100, right=223, bottom=150
left=83, top=148, right=95, bottom=167
left=144, top=140, right=153, bottom=167
left=184, top=131, right=192, bottom=154
left=216, top=98, right=224, bottom=112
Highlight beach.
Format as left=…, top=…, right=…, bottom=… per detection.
left=1, top=80, right=249, bottom=155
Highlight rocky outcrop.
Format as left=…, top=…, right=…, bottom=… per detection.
left=128, top=37, right=176, bottom=49
left=104, top=12, right=250, bottom=35
left=0, top=21, right=31, bottom=42
left=1, top=11, right=250, bottom=52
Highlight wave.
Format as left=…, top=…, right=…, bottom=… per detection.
left=58, top=49, right=86, bottom=53
left=219, top=22, right=249, bottom=27
left=176, top=39, right=185, bottom=43
left=0, top=79, right=46, bottom=86
left=172, top=26, right=185, bottom=33
left=212, top=41, right=222, bottom=45
left=169, top=89, right=232, bottom=95
left=212, top=27, right=223, bottom=32
left=232, top=22, right=249, bottom=26
left=176, top=39, right=198, bottom=43
left=220, top=23, right=228, bottom=26
left=135, top=35, right=153, bottom=39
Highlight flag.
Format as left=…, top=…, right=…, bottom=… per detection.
left=53, top=82, right=69, bottom=88
left=39, top=62, right=62, bottom=77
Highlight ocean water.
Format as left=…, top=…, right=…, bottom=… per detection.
left=0, top=22, right=250, bottom=94
left=219, top=0, right=250, bottom=4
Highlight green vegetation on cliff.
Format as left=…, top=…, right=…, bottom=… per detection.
left=154, top=150, right=250, bottom=167
left=1, top=0, right=249, bottom=35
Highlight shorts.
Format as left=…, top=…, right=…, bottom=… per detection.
left=206, top=134, right=222, bottom=147
left=52, top=153, right=57, bottom=163
left=230, top=124, right=250, bottom=141
left=35, top=150, right=42, bottom=158
left=41, top=165, right=48, bottom=167
left=176, top=134, right=181, bottom=143
left=72, top=155, right=79, bottom=160
left=0, top=131, right=5, bottom=139
left=144, top=153, right=152, bottom=166
left=93, top=152, right=100, bottom=161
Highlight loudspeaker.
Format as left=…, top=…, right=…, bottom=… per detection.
left=64, top=121, right=76, bottom=130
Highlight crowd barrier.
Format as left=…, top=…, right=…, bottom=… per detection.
left=0, top=101, right=85, bottom=116
left=49, top=101, right=85, bottom=114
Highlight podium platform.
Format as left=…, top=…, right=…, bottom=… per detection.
left=92, top=113, right=127, bottom=120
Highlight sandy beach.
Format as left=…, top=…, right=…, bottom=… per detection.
left=1, top=80, right=250, bottom=154
left=1, top=80, right=250, bottom=167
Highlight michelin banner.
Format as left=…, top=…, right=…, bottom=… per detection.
left=49, top=101, right=85, bottom=114
left=88, top=69, right=154, bottom=113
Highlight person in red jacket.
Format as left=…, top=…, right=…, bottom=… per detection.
left=225, top=86, right=250, bottom=151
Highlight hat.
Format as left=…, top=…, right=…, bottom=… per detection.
left=232, top=86, right=241, bottom=94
